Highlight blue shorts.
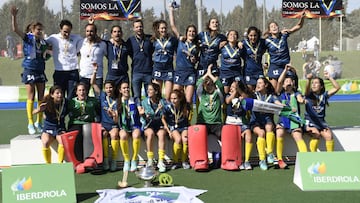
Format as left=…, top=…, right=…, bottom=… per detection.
left=43, top=122, right=63, bottom=136
left=174, top=70, right=196, bottom=86
left=245, top=73, right=264, bottom=86
left=197, top=62, right=219, bottom=79
left=305, top=119, right=329, bottom=131
left=278, top=122, right=302, bottom=134
left=121, top=125, right=141, bottom=133
left=169, top=125, right=188, bottom=133
left=21, top=69, right=47, bottom=84
left=241, top=124, right=250, bottom=132
left=250, top=114, right=274, bottom=130
left=267, top=64, right=285, bottom=80
left=220, top=76, right=243, bottom=86
left=152, top=69, right=173, bottom=81
left=145, top=122, right=164, bottom=132
left=102, top=122, right=119, bottom=132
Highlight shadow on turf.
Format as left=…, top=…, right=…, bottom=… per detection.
left=77, top=192, right=98, bottom=202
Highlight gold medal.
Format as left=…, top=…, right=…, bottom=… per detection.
left=157, top=38, right=170, bottom=56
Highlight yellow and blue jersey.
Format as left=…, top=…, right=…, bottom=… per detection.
left=242, top=38, right=267, bottom=75
left=265, top=33, right=290, bottom=65
left=175, top=40, right=198, bottom=72
left=99, top=92, right=117, bottom=126
left=153, top=36, right=178, bottom=67
left=22, top=33, right=48, bottom=71
left=198, top=31, right=226, bottom=70
left=220, top=43, right=242, bottom=78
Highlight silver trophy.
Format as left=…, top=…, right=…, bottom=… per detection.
left=170, top=0, right=180, bottom=9
left=135, top=166, right=158, bottom=187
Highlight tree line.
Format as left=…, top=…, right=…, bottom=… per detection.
left=1, top=0, right=359, bottom=52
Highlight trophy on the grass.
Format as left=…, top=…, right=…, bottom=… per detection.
left=135, top=166, right=158, bottom=187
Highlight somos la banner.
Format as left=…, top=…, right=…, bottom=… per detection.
left=80, top=0, right=141, bottom=20
left=282, top=0, right=343, bottom=18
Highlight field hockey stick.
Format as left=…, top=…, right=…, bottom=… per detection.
left=118, top=170, right=129, bottom=188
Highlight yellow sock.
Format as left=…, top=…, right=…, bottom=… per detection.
left=309, top=138, right=319, bottom=152
left=158, top=149, right=165, bottom=161
left=36, top=100, right=43, bottom=124
left=173, top=143, right=182, bottom=163
left=296, top=139, right=308, bottom=152
left=266, top=131, right=275, bottom=154
left=58, top=144, right=65, bottom=163
left=132, top=138, right=140, bottom=161
left=245, top=142, right=253, bottom=162
left=42, top=147, right=51, bottom=164
left=182, top=143, right=188, bottom=162
left=147, top=151, right=154, bottom=160
left=326, top=140, right=334, bottom=152
left=102, top=137, right=109, bottom=158
left=257, top=137, right=266, bottom=160
left=120, top=140, right=130, bottom=161
left=276, top=137, right=284, bottom=161
left=26, top=99, right=34, bottom=124
left=111, top=140, right=119, bottom=160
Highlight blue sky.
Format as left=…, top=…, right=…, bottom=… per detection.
left=1, top=0, right=358, bottom=15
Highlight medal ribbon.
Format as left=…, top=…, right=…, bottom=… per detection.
left=56, top=100, right=65, bottom=125
left=169, top=105, right=183, bottom=127
left=256, top=92, right=272, bottom=103
left=204, top=32, right=217, bottom=47
left=135, top=36, right=144, bottom=51
left=106, top=96, right=116, bottom=110
left=185, top=41, right=196, bottom=54
left=113, top=44, right=122, bottom=63
left=244, top=40, right=260, bottom=60
left=156, top=38, right=170, bottom=54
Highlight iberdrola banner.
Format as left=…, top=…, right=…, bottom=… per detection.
left=282, top=0, right=343, bottom=18
left=80, top=0, right=141, bottom=20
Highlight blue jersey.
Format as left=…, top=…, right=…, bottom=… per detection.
left=242, top=39, right=267, bottom=75
left=175, top=40, right=198, bottom=72
left=153, top=36, right=178, bottom=68
left=198, top=32, right=226, bottom=70
left=119, top=97, right=142, bottom=131
left=126, top=34, right=153, bottom=74
left=265, top=33, right=290, bottom=65
left=163, top=102, right=188, bottom=128
left=106, top=40, right=129, bottom=76
left=43, top=99, right=67, bottom=131
left=305, top=91, right=329, bottom=120
left=99, top=92, right=117, bottom=126
left=22, top=33, right=48, bottom=71
left=220, top=44, right=242, bottom=78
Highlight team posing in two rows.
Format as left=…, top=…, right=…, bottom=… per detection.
left=11, top=6, right=340, bottom=172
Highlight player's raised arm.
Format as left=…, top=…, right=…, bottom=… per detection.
left=11, top=6, right=25, bottom=39
left=168, top=5, right=180, bottom=38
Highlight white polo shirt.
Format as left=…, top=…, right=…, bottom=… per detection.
left=79, top=38, right=107, bottom=79
left=46, top=33, right=82, bottom=71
